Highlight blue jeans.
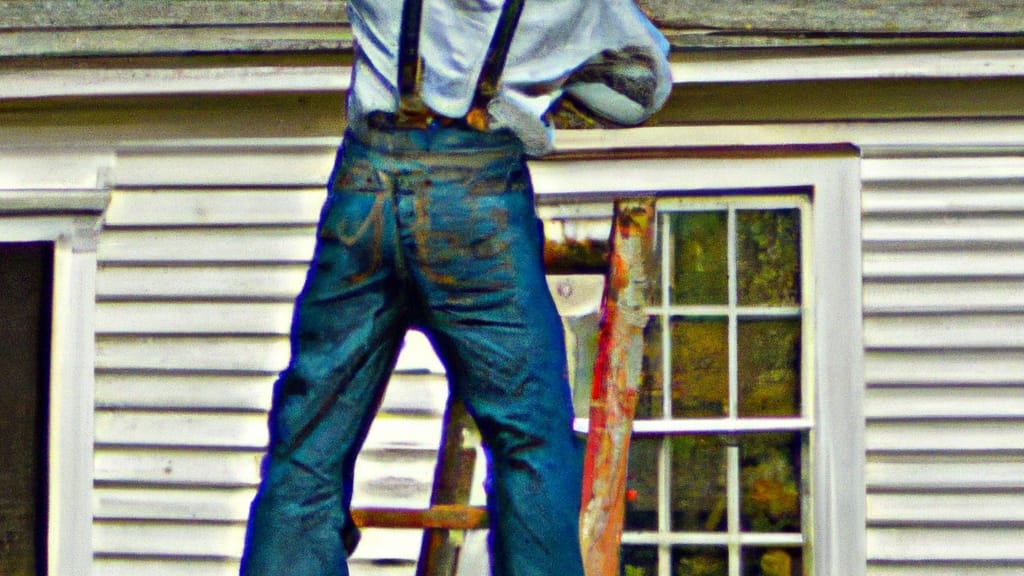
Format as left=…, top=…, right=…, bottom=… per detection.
left=240, top=126, right=585, bottom=576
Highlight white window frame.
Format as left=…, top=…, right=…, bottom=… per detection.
left=0, top=150, right=113, bottom=576
left=531, top=146, right=864, bottom=576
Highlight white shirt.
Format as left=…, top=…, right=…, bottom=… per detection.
left=345, top=0, right=672, bottom=154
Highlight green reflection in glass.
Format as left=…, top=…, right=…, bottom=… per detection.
left=637, top=317, right=664, bottom=419
left=672, top=546, right=728, bottom=576
left=670, top=435, right=727, bottom=532
left=620, top=546, right=658, bottom=576
left=738, top=320, right=801, bottom=417
left=624, top=437, right=659, bottom=531
left=671, top=318, right=728, bottom=418
left=670, top=211, right=728, bottom=305
left=740, top=433, right=802, bottom=533
left=742, top=547, right=802, bottom=576
left=737, top=209, right=801, bottom=306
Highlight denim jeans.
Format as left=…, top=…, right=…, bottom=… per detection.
left=240, top=125, right=585, bottom=576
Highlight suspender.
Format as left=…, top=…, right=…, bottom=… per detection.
left=396, top=0, right=524, bottom=129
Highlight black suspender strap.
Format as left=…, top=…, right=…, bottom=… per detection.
left=396, top=0, right=525, bottom=129
left=397, top=0, right=428, bottom=124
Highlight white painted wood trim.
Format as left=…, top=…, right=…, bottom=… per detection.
left=0, top=152, right=112, bottom=576
left=1, top=49, right=1021, bottom=100
left=535, top=149, right=865, bottom=576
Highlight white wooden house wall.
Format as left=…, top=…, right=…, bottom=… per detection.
left=2, top=43, right=1024, bottom=576
left=76, top=116, right=1024, bottom=576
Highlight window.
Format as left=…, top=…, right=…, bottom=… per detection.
left=535, top=148, right=864, bottom=576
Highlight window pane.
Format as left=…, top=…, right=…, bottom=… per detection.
left=672, top=546, right=728, bottom=576
left=743, top=547, right=803, bottom=576
left=670, top=435, right=727, bottom=532
left=637, top=317, right=664, bottom=419
left=670, top=318, right=728, bottom=418
left=740, top=433, right=802, bottom=533
left=670, top=211, right=728, bottom=305
left=625, top=437, right=659, bottom=531
left=737, top=319, right=801, bottom=417
left=737, top=209, right=801, bottom=306
left=620, top=545, right=658, bottom=576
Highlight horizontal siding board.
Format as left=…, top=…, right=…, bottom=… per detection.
left=867, top=455, right=1024, bottom=491
left=863, top=279, right=1024, bottom=314
left=95, top=411, right=270, bottom=450
left=866, top=386, right=1024, bottom=420
left=868, top=528, right=1024, bottom=561
left=95, top=487, right=256, bottom=522
left=95, top=373, right=274, bottom=411
left=96, top=301, right=295, bottom=335
left=865, top=351, right=1024, bottom=386
left=867, top=493, right=1024, bottom=525
left=95, top=558, right=242, bottom=576
left=114, top=148, right=335, bottom=187
left=862, top=156, right=1024, bottom=183
left=863, top=215, right=1024, bottom=245
left=864, top=314, right=1024, bottom=350
left=94, top=522, right=246, bottom=558
left=863, top=249, right=1024, bottom=278
left=95, top=371, right=446, bottom=414
left=867, top=566, right=1024, bottom=576
left=861, top=183, right=1024, bottom=214
left=866, top=421, right=1024, bottom=452
left=96, top=264, right=309, bottom=301
left=104, top=190, right=325, bottom=227
left=94, top=449, right=262, bottom=486
left=95, top=558, right=417, bottom=576
left=95, top=410, right=442, bottom=452
left=97, top=228, right=317, bottom=264
left=95, top=336, right=289, bottom=373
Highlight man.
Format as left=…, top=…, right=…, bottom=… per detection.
left=240, top=0, right=670, bottom=574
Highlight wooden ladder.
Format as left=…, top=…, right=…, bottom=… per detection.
left=352, top=197, right=656, bottom=576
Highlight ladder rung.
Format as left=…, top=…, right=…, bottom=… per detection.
left=352, top=505, right=489, bottom=530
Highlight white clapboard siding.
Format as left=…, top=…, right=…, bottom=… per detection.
left=862, top=152, right=1024, bottom=573
left=93, top=142, right=450, bottom=571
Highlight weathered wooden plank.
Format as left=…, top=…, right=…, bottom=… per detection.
left=864, top=314, right=1024, bottom=350
left=3, top=0, right=1022, bottom=35
left=866, top=421, right=1024, bottom=452
left=0, top=1, right=346, bottom=28
left=353, top=505, right=487, bottom=530
left=867, top=454, right=1024, bottom=491
left=104, top=190, right=325, bottom=227
left=868, top=493, right=1024, bottom=525
left=866, top=386, right=1024, bottom=420
left=580, top=198, right=656, bottom=576
left=868, top=528, right=1024, bottom=561
left=642, top=0, right=1024, bottom=34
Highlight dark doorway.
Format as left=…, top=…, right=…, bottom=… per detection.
left=0, top=243, right=53, bottom=576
